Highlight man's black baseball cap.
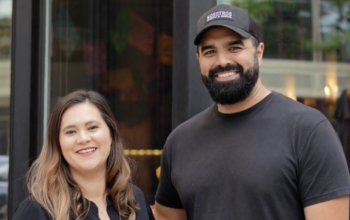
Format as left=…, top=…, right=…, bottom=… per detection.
left=194, top=4, right=260, bottom=45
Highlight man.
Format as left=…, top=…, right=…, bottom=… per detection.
left=153, top=4, right=350, bottom=220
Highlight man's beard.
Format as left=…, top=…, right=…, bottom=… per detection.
left=201, top=56, right=259, bottom=105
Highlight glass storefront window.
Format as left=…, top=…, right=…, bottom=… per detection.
left=220, top=0, right=350, bottom=166
left=48, top=0, right=173, bottom=203
left=0, top=0, right=11, bottom=218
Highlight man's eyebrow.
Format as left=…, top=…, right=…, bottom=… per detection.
left=200, top=44, right=214, bottom=53
left=200, top=39, right=244, bottom=53
left=226, top=39, right=244, bottom=47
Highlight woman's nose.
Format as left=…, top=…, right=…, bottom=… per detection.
left=77, top=131, right=91, bottom=144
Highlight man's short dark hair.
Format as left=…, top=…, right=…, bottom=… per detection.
left=250, top=36, right=259, bottom=48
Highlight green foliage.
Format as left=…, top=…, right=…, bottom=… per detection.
left=305, top=30, right=350, bottom=56
left=110, top=8, right=131, bottom=54
left=229, top=0, right=349, bottom=61
left=230, top=0, right=273, bottom=25
left=0, top=18, right=11, bottom=28
left=330, top=0, right=348, bottom=6
left=306, top=0, right=349, bottom=60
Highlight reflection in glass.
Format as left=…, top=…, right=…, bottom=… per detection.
left=0, top=0, right=12, bottom=218
left=49, top=0, right=173, bottom=203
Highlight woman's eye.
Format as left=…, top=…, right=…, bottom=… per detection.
left=65, top=130, right=75, bottom=135
left=89, top=125, right=98, bottom=130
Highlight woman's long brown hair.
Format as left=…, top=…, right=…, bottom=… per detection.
left=27, top=90, right=138, bottom=220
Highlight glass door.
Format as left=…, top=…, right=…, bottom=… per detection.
left=0, top=0, right=12, bottom=218
left=47, top=0, right=173, bottom=203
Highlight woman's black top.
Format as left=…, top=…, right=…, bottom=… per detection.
left=12, top=185, right=155, bottom=220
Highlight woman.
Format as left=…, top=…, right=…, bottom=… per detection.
left=13, top=90, right=154, bottom=220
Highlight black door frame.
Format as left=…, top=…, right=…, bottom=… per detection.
left=172, top=0, right=215, bottom=128
left=8, top=0, right=47, bottom=218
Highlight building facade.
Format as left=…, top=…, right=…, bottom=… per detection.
left=0, top=0, right=349, bottom=219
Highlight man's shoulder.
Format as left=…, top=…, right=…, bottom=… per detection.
left=162, top=105, right=215, bottom=149
left=270, top=92, right=327, bottom=121
left=171, top=105, right=215, bottom=135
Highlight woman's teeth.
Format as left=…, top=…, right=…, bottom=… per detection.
left=77, top=148, right=96, bottom=154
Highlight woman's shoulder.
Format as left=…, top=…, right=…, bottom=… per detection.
left=131, top=184, right=155, bottom=220
left=131, top=184, right=148, bottom=206
left=12, top=197, right=51, bottom=220
left=131, top=184, right=144, bottom=197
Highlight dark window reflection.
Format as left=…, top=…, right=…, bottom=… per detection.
left=50, top=0, right=173, bottom=203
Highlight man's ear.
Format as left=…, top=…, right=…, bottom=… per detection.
left=196, top=53, right=199, bottom=60
left=257, top=42, right=264, bottom=66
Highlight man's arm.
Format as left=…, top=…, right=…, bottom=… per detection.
left=304, top=195, right=349, bottom=220
left=153, top=202, right=187, bottom=220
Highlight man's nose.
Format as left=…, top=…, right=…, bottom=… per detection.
left=216, top=52, right=232, bottom=67
left=77, top=131, right=91, bottom=144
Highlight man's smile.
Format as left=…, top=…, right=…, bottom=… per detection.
left=215, top=70, right=240, bottom=81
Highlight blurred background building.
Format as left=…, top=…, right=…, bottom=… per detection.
left=0, top=0, right=349, bottom=219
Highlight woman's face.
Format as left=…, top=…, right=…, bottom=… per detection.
left=59, top=101, right=112, bottom=176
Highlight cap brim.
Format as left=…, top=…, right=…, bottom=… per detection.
left=194, top=24, right=251, bottom=45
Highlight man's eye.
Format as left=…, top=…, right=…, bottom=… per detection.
left=229, top=47, right=242, bottom=52
left=204, top=50, right=215, bottom=56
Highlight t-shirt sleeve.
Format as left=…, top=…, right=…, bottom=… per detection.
left=12, top=197, right=51, bottom=220
left=298, top=119, right=350, bottom=207
left=155, top=144, right=183, bottom=209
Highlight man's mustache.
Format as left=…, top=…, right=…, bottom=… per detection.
left=208, top=64, right=244, bottom=78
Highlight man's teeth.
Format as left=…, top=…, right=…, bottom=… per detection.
left=217, top=72, right=235, bottom=78
left=77, top=148, right=96, bottom=154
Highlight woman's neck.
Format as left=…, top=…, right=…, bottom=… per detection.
left=71, top=169, right=107, bottom=200
left=71, top=169, right=110, bottom=220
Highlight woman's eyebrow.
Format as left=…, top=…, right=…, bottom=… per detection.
left=61, top=125, right=75, bottom=131
left=61, top=120, right=99, bottom=131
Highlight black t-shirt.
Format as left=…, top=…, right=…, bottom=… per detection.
left=156, top=92, right=350, bottom=220
left=13, top=185, right=154, bottom=220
